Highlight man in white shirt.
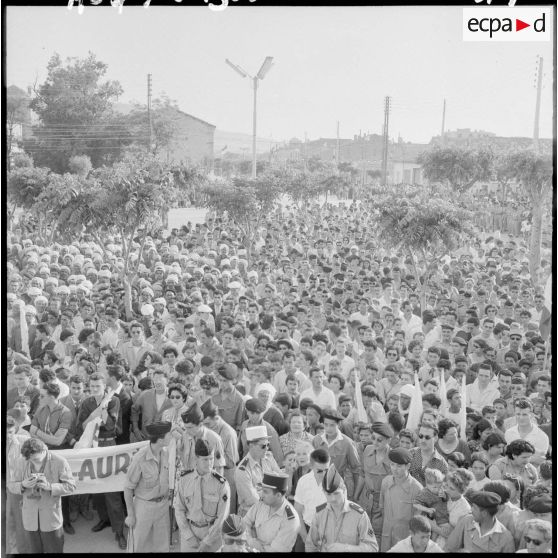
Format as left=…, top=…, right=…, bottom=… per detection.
left=388, top=515, right=443, bottom=553
left=400, top=301, right=422, bottom=343
left=293, top=448, right=329, bottom=547
left=299, top=367, right=337, bottom=410
left=504, top=398, right=549, bottom=466
left=466, top=363, right=499, bottom=413
left=326, top=339, right=355, bottom=380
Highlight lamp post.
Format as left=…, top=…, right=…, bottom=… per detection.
left=225, top=56, right=274, bottom=179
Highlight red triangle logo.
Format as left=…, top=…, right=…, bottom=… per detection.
left=516, top=19, right=530, bottom=31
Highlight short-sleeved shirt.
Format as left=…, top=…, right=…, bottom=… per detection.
left=125, top=443, right=170, bottom=501
left=294, top=471, right=327, bottom=526
left=445, top=515, right=516, bottom=553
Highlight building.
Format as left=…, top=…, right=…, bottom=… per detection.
left=161, top=109, right=215, bottom=168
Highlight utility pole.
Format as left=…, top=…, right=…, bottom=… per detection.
left=303, top=131, right=308, bottom=174
left=441, top=98, right=446, bottom=145
left=147, top=73, right=153, bottom=152
left=381, top=96, right=391, bottom=187
left=252, top=77, right=258, bottom=178
left=533, top=56, right=543, bottom=153
left=361, top=132, right=366, bottom=188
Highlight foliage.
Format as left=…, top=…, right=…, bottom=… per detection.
left=12, top=152, right=34, bottom=169
left=121, top=95, right=180, bottom=156
left=201, top=173, right=282, bottom=259
left=505, top=150, right=553, bottom=282
left=418, top=146, right=494, bottom=194
left=374, top=186, right=473, bottom=305
left=68, top=155, right=93, bottom=177
left=7, top=165, right=51, bottom=210
left=25, top=52, right=124, bottom=172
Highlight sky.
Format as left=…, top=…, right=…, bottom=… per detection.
left=5, top=4, right=554, bottom=144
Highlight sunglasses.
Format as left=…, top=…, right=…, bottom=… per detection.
left=258, top=443, right=270, bottom=449
left=510, top=336, right=522, bottom=340
left=371, top=435, right=387, bottom=442
left=524, top=536, right=543, bottom=546
left=418, top=433, right=434, bottom=440
left=169, top=395, right=183, bottom=400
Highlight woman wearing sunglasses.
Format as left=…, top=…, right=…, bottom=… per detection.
left=517, top=518, right=552, bottom=554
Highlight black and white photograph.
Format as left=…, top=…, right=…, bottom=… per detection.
left=4, top=1, right=554, bottom=554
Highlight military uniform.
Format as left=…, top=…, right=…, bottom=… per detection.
left=242, top=494, right=300, bottom=552
left=235, top=452, right=280, bottom=516
left=306, top=500, right=379, bottom=552
left=174, top=468, right=230, bottom=551
left=125, top=437, right=171, bottom=552
left=180, top=425, right=226, bottom=472
left=305, top=462, right=378, bottom=552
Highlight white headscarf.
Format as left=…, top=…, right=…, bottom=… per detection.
left=255, top=383, right=276, bottom=411
left=13, top=300, right=29, bottom=356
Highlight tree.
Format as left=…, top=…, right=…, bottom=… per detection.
left=6, top=85, right=31, bottom=169
left=374, top=186, right=473, bottom=309
left=419, top=146, right=494, bottom=194
left=26, top=52, right=124, bottom=172
left=120, top=95, right=180, bottom=157
left=506, top=150, right=552, bottom=283
left=68, top=154, right=92, bottom=177
left=201, top=174, right=282, bottom=261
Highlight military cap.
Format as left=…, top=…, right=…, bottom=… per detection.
left=452, top=336, right=467, bottom=347
left=322, top=408, right=344, bottom=422
left=371, top=422, right=394, bottom=439
left=440, top=323, right=455, bottom=331
left=245, top=425, right=270, bottom=442
left=222, top=514, right=246, bottom=539
left=217, top=363, right=237, bottom=381
left=245, top=398, right=266, bottom=414
left=181, top=402, right=203, bottom=425
left=388, top=448, right=412, bottom=464
left=194, top=438, right=213, bottom=457
left=526, top=493, right=552, bottom=514
left=468, top=490, right=501, bottom=508
left=322, top=464, right=345, bottom=494
left=200, top=398, right=219, bottom=418
left=261, top=472, right=289, bottom=492
left=145, top=421, right=172, bottom=437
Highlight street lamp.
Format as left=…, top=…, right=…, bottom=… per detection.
left=225, top=56, right=274, bottom=178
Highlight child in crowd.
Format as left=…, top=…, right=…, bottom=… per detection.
left=413, top=468, right=449, bottom=543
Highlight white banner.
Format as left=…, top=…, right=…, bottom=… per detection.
left=52, top=441, right=148, bottom=495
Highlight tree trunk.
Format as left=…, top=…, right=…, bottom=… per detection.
left=529, top=202, right=543, bottom=285
left=407, top=247, right=426, bottom=313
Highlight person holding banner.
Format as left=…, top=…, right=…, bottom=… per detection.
left=8, top=437, right=76, bottom=554
left=124, top=421, right=172, bottom=553
left=174, top=438, right=231, bottom=552
left=76, top=373, right=127, bottom=550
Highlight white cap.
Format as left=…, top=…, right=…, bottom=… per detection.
left=246, top=425, right=271, bottom=442
left=141, top=304, right=154, bottom=316
left=197, top=304, right=212, bottom=313
left=399, top=384, right=416, bottom=398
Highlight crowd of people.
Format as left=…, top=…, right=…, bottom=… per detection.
left=5, top=194, right=553, bottom=553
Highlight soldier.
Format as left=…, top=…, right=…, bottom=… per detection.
left=235, top=425, right=281, bottom=516
left=123, top=421, right=172, bottom=553
left=221, top=514, right=255, bottom=553
left=306, top=464, right=378, bottom=552
left=242, top=472, right=300, bottom=552
left=179, top=402, right=226, bottom=474
left=174, top=438, right=230, bottom=552
left=201, top=398, right=240, bottom=513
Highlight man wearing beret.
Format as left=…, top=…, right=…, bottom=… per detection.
left=243, top=472, right=300, bottom=552
left=379, top=447, right=423, bottom=551
left=306, top=464, right=378, bottom=552
left=353, top=422, right=393, bottom=533
left=174, top=437, right=230, bottom=552
left=311, top=407, right=362, bottom=501
left=446, top=490, right=515, bottom=553
left=235, top=426, right=281, bottom=516
left=179, top=402, right=226, bottom=474
left=239, top=397, right=284, bottom=467
left=124, top=421, right=172, bottom=552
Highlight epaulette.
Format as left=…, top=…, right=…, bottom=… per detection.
left=349, top=502, right=364, bottom=514
left=180, top=469, right=194, bottom=477
left=315, top=503, right=327, bottom=513
left=212, top=471, right=225, bottom=483
left=238, top=457, right=248, bottom=471
left=285, top=504, right=295, bottom=520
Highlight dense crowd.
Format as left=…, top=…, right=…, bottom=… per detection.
left=5, top=195, right=553, bottom=554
